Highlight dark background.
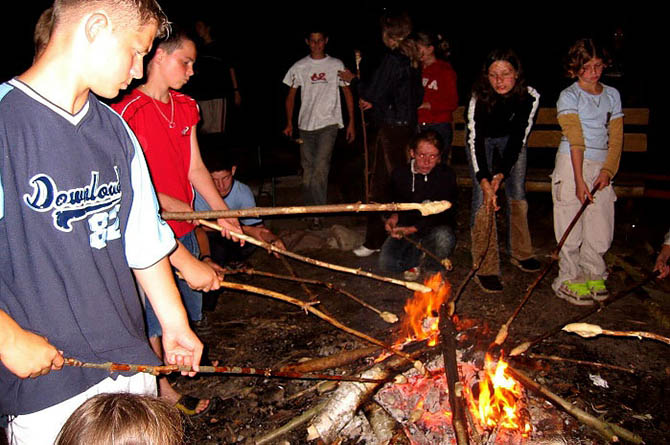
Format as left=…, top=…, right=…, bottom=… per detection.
left=2, top=2, right=661, bottom=170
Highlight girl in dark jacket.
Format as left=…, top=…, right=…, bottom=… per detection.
left=465, top=48, right=541, bottom=292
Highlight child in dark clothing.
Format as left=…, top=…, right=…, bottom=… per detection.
left=379, top=131, right=457, bottom=280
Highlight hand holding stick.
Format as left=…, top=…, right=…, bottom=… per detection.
left=198, top=220, right=431, bottom=293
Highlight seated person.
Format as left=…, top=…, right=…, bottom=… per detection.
left=194, top=153, right=286, bottom=266
left=379, top=131, right=457, bottom=280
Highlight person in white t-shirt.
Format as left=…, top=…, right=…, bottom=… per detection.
left=283, top=30, right=355, bottom=229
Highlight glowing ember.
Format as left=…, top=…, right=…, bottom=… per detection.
left=399, top=273, right=450, bottom=347
left=466, top=353, right=531, bottom=436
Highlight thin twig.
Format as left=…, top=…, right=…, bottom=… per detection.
left=401, top=235, right=453, bottom=271
left=229, top=267, right=398, bottom=323
left=523, top=353, right=636, bottom=374
left=217, top=280, right=419, bottom=365
left=199, top=219, right=431, bottom=293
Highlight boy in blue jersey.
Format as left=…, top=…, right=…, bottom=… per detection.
left=0, top=1, right=204, bottom=443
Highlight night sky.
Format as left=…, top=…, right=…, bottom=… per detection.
left=2, top=2, right=661, bottom=167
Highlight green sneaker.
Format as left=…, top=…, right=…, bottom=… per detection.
left=587, top=279, right=609, bottom=301
left=556, top=281, right=593, bottom=306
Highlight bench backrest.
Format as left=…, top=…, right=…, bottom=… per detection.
left=451, top=106, right=649, bottom=153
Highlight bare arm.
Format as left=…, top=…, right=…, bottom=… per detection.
left=0, top=310, right=63, bottom=378
left=169, top=240, right=221, bottom=292
left=283, top=87, right=298, bottom=137
left=188, top=130, right=242, bottom=240
left=133, top=257, right=202, bottom=374
left=342, top=85, right=356, bottom=143
left=230, top=67, right=241, bottom=106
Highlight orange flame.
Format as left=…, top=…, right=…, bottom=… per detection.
left=398, top=273, right=450, bottom=347
left=467, top=353, right=531, bottom=435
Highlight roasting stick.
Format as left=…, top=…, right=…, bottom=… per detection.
left=401, top=235, right=453, bottom=271
left=355, top=49, right=371, bottom=203
left=229, top=267, right=398, bottom=323
left=62, top=358, right=385, bottom=384
left=198, top=219, right=431, bottom=293
left=509, top=273, right=655, bottom=356
left=213, top=279, right=421, bottom=366
left=162, top=200, right=451, bottom=220
left=563, top=322, right=670, bottom=345
left=493, top=185, right=599, bottom=347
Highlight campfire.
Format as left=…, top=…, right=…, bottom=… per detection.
left=373, top=273, right=532, bottom=444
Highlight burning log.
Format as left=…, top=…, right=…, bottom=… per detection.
left=493, top=185, right=599, bottom=347
left=162, top=200, right=452, bottom=220
left=230, top=267, right=398, bottom=323
left=563, top=322, right=670, bottom=345
left=509, top=274, right=655, bottom=357
left=199, top=219, right=431, bottom=293
left=307, top=344, right=430, bottom=444
left=438, top=310, right=470, bottom=445
left=507, top=365, right=644, bottom=444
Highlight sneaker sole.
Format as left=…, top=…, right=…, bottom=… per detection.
left=556, top=290, right=594, bottom=306
left=510, top=257, right=542, bottom=273
left=474, top=276, right=503, bottom=293
left=591, top=292, right=609, bottom=302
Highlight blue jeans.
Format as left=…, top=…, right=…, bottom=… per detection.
left=145, top=231, right=202, bottom=338
left=466, top=136, right=527, bottom=225
left=379, top=225, right=456, bottom=273
left=465, top=136, right=532, bottom=262
left=299, top=124, right=339, bottom=206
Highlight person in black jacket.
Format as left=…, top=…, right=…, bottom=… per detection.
left=342, top=12, right=424, bottom=257
left=465, top=49, right=541, bottom=293
left=379, top=131, right=457, bottom=280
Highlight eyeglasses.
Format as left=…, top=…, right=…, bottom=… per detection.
left=415, top=153, right=440, bottom=161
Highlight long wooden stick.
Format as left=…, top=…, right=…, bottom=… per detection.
left=217, top=280, right=419, bottom=365
left=563, top=322, right=670, bottom=345
left=279, top=255, right=319, bottom=302
left=355, top=49, right=371, bottom=204
left=493, top=185, right=599, bottom=347
left=255, top=401, right=328, bottom=445
left=63, top=358, right=386, bottom=383
left=199, top=219, right=431, bottom=293
left=401, top=234, right=453, bottom=271
left=162, top=201, right=451, bottom=221
left=449, top=205, right=495, bottom=314
left=507, top=366, right=644, bottom=444
left=522, top=353, right=636, bottom=374
left=509, top=274, right=654, bottom=356
left=230, top=266, right=398, bottom=323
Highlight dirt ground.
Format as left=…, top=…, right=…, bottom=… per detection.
left=171, top=177, right=670, bottom=445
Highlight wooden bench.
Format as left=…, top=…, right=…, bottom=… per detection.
left=449, top=106, right=650, bottom=197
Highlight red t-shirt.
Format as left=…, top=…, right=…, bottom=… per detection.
left=418, top=60, right=458, bottom=124
left=113, top=89, right=200, bottom=237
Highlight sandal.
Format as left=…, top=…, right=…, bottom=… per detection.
left=174, top=394, right=211, bottom=417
